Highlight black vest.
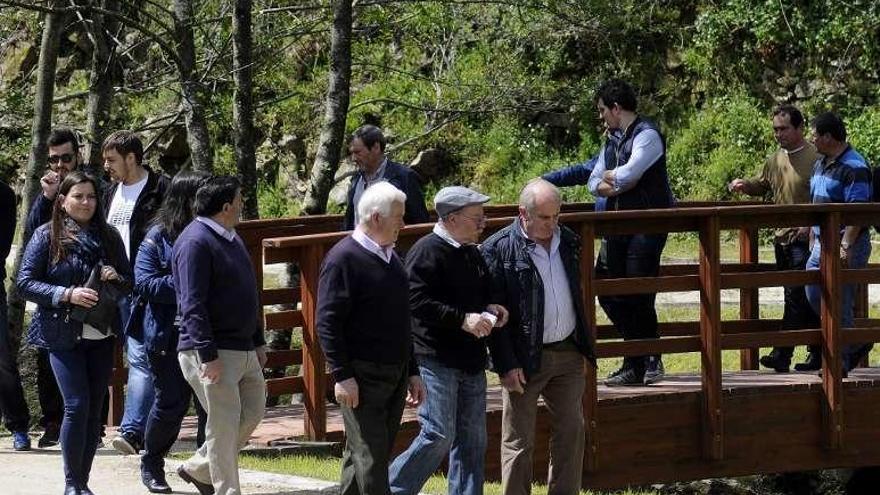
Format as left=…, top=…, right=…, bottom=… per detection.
left=602, top=117, right=673, bottom=210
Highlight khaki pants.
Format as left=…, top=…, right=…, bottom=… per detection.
left=179, top=349, right=266, bottom=495
left=501, top=348, right=586, bottom=495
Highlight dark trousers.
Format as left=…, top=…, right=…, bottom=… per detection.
left=773, top=240, right=820, bottom=358
left=340, top=360, right=409, bottom=495
left=596, top=233, right=667, bottom=371
left=49, top=337, right=115, bottom=489
left=0, top=297, right=30, bottom=432
left=37, top=347, right=64, bottom=427
left=142, top=349, right=207, bottom=474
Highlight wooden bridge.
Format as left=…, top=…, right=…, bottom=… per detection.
left=111, top=201, right=880, bottom=489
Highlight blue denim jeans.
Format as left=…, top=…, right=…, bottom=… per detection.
left=805, top=231, right=872, bottom=371
left=50, top=337, right=115, bottom=488
left=120, top=296, right=155, bottom=442
left=389, top=357, right=487, bottom=495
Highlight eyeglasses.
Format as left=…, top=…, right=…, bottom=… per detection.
left=48, top=153, right=75, bottom=165
left=455, top=213, right=487, bottom=224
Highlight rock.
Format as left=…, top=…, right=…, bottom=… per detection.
left=0, top=38, right=37, bottom=89
left=329, top=161, right=357, bottom=207
left=657, top=478, right=756, bottom=495
left=409, top=148, right=453, bottom=182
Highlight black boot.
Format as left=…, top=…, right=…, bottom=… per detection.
left=795, top=351, right=822, bottom=371
left=760, top=349, right=791, bottom=372
left=142, top=468, right=172, bottom=494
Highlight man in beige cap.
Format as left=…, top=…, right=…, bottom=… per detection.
left=388, top=186, right=508, bottom=495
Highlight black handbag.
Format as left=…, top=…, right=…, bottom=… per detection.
left=69, top=262, right=124, bottom=335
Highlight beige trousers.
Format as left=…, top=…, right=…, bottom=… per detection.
left=179, top=349, right=266, bottom=495
left=500, top=348, right=586, bottom=495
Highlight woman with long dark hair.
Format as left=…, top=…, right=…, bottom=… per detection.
left=18, top=171, right=132, bottom=495
left=130, top=170, right=211, bottom=493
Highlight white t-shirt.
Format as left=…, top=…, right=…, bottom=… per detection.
left=82, top=324, right=109, bottom=340
left=106, top=176, right=148, bottom=260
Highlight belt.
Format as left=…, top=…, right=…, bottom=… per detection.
left=542, top=334, right=577, bottom=352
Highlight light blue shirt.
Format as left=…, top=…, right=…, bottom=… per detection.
left=352, top=227, right=394, bottom=264
left=352, top=158, right=389, bottom=226
left=522, top=227, right=576, bottom=344
left=587, top=127, right=664, bottom=196
left=196, top=216, right=237, bottom=242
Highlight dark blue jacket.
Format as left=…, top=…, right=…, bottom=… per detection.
left=17, top=224, right=132, bottom=351
left=126, top=225, right=178, bottom=354
left=480, top=219, right=595, bottom=378
left=342, top=160, right=430, bottom=230
left=24, top=164, right=106, bottom=242
left=602, top=117, right=673, bottom=210
left=542, top=154, right=606, bottom=211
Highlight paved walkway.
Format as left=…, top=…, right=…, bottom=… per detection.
left=0, top=437, right=337, bottom=495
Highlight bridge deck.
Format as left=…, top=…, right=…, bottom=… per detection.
left=178, top=367, right=880, bottom=489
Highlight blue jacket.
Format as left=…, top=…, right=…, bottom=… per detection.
left=17, top=224, right=132, bottom=351
left=480, top=219, right=595, bottom=378
left=542, top=154, right=606, bottom=211
left=342, top=160, right=430, bottom=230
left=126, top=225, right=178, bottom=354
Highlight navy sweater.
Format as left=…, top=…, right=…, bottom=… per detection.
left=173, top=220, right=265, bottom=361
left=316, top=235, right=415, bottom=381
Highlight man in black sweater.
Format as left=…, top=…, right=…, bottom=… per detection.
left=388, top=186, right=508, bottom=495
left=316, top=181, right=425, bottom=495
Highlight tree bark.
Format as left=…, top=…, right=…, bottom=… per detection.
left=301, top=0, right=353, bottom=215
left=7, top=1, right=66, bottom=345
left=84, top=0, right=121, bottom=167
left=233, top=0, right=258, bottom=219
left=171, top=0, right=214, bottom=172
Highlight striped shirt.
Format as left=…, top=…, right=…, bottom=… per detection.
left=810, top=145, right=872, bottom=237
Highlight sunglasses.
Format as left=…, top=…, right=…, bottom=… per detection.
left=48, top=153, right=75, bottom=165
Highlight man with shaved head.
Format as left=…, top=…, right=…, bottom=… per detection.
left=481, top=178, right=595, bottom=495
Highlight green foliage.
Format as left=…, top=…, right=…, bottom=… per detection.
left=667, top=94, right=775, bottom=200
left=848, top=107, right=880, bottom=168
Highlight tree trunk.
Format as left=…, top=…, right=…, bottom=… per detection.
left=301, top=0, right=353, bottom=215
left=233, top=0, right=258, bottom=219
left=6, top=1, right=66, bottom=345
left=171, top=0, right=213, bottom=172
left=84, top=0, right=121, bottom=167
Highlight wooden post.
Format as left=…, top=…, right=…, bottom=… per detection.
left=107, top=338, right=125, bottom=426
left=579, top=221, right=599, bottom=472
left=699, top=215, right=723, bottom=460
left=819, top=212, right=844, bottom=450
left=300, top=244, right=327, bottom=440
left=854, top=284, right=869, bottom=368
left=738, top=226, right=760, bottom=370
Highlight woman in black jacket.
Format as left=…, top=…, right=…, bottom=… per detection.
left=18, top=171, right=131, bottom=495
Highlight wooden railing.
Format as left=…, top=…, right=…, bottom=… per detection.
left=259, top=200, right=880, bottom=460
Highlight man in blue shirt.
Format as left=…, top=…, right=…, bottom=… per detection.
left=541, top=154, right=606, bottom=211
left=588, top=79, right=673, bottom=387
left=804, top=112, right=873, bottom=374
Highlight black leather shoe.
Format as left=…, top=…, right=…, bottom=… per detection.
left=177, top=465, right=215, bottom=495
left=605, top=366, right=645, bottom=387
left=79, top=487, right=94, bottom=495
left=760, top=350, right=791, bottom=372
left=63, top=485, right=79, bottom=495
left=142, top=470, right=172, bottom=494
left=795, top=352, right=822, bottom=371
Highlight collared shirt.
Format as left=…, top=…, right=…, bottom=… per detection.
left=810, top=145, right=872, bottom=237
left=432, top=222, right=461, bottom=248
left=352, top=226, right=394, bottom=263
left=521, top=227, right=576, bottom=344
left=352, top=157, right=389, bottom=226
left=587, top=126, right=664, bottom=195
left=196, top=216, right=237, bottom=242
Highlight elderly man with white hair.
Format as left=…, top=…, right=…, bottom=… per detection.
left=315, top=181, right=425, bottom=495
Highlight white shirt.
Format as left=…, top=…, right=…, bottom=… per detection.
left=82, top=324, right=109, bottom=340
left=588, top=127, right=664, bottom=196
left=196, top=216, right=237, bottom=242
left=433, top=222, right=461, bottom=248
left=352, top=227, right=394, bottom=264
left=352, top=158, right=388, bottom=226
left=106, top=176, right=149, bottom=260
left=522, top=227, right=576, bottom=343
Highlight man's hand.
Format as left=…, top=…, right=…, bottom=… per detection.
left=40, top=171, right=61, bottom=200
left=728, top=178, right=747, bottom=194
left=256, top=346, right=268, bottom=368
left=501, top=368, right=526, bottom=394
left=406, top=375, right=426, bottom=408
left=200, top=359, right=222, bottom=384
left=462, top=313, right=493, bottom=338
left=486, top=304, right=509, bottom=327
left=335, top=377, right=359, bottom=408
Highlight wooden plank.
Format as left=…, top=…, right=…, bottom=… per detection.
left=820, top=212, right=844, bottom=450
left=842, top=327, right=880, bottom=345
left=262, top=287, right=301, bottom=306
left=108, top=338, right=125, bottom=426
left=593, top=275, right=699, bottom=296
left=738, top=226, right=760, bottom=370
left=300, top=244, right=327, bottom=440
left=264, top=245, right=300, bottom=264
left=721, top=329, right=822, bottom=349
left=264, top=349, right=303, bottom=368
left=265, top=310, right=304, bottom=330
left=721, top=270, right=818, bottom=289
left=595, top=336, right=701, bottom=358
left=266, top=376, right=305, bottom=396
left=841, top=267, right=880, bottom=285
left=579, top=221, right=599, bottom=472
left=699, top=215, right=723, bottom=460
